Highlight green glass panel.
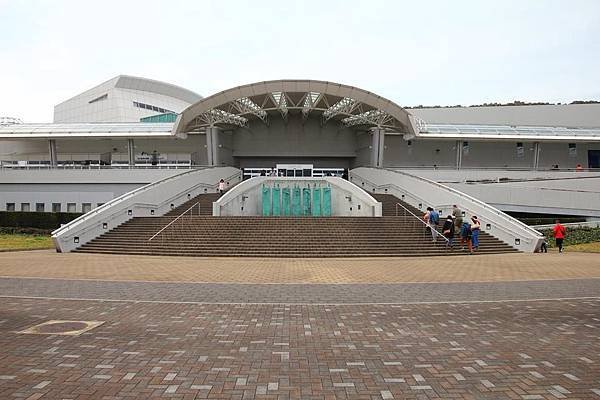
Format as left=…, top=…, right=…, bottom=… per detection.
left=302, top=188, right=311, bottom=216
left=322, top=187, right=332, bottom=216
left=282, top=188, right=291, bottom=216
left=272, top=187, right=281, bottom=216
left=262, top=185, right=271, bottom=216
left=292, top=187, right=301, bottom=216
left=312, top=188, right=321, bottom=216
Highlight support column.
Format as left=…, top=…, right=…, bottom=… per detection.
left=48, top=139, right=57, bottom=167
left=127, top=138, right=135, bottom=166
left=370, top=128, right=385, bottom=168
left=205, top=126, right=221, bottom=166
left=455, top=140, right=463, bottom=169
left=532, top=142, right=540, bottom=170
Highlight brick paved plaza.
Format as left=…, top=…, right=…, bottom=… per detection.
left=0, top=251, right=599, bottom=399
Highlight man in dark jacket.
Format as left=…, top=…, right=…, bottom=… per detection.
left=442, top=216, right=455, bottom=249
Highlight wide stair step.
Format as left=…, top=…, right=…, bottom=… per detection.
left=75, top=194, right=518, bottom=258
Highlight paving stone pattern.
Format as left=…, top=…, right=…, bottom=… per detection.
left=1, top=277, right=600, bottom=304
left=0, top=298, right=599, bottom=399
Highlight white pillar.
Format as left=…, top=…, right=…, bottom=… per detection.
left=370, top=128, right=385, bottom=168
left=532, top=142, right=540, bottom=170
left=48, top=139, right=57, bottom=167
left=127, top=138, right=135, bottom=166
left=456, top=140, right=463, bottom=169
left=206, top=126, right=221, bottom=166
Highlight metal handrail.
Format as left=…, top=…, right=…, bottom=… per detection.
left=395, top=202, right=449, bottom=243
left=148, top=202, right=200, bottom=242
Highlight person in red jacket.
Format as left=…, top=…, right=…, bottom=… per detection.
left=553, top=219, right=566, bottom=253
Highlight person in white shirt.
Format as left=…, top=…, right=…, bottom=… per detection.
left=218, top=179, right=226, bottom=196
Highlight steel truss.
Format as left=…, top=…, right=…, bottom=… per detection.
left=184, top=91, right=405, bottom=132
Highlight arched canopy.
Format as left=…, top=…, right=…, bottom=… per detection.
left=173, top=80, right=418, bottom=135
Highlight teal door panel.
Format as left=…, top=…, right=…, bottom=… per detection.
left=312, top=188, right=321, bottom=216
left=262, top=186, right=271, bottom=216
left=282, top=188, right=291, bottom=216
left=272, top=187, right=281, bottom=216
left=302, top=188, right=311, bottom=216
left=322, top=187, right=332, bottom=216
left=292, top=187, right=301, bottom=216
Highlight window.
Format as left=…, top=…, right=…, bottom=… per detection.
left=82, top=203, right=92, bottom=213
left=6, top=203, right=15, bottom=211
left=36, top=203, right=45, bottom=212
left=568, top=143, right=577, bottom=157
left=516, top=142, right=524, bottom=158
left=67, top=203, right=77, bottom=213
left=21, top=203, right=30, bottom=212
left=88, top=94, right=108, bottom=104
left=52, top=203, right=61, bottom=213
left=132, top=101, right=174, bottom=114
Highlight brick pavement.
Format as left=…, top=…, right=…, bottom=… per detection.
left=0, top=250, right=599, bottom=284
left=1, top=298, right=599, bottom=399
left=1, top=277, right=600, bottom=304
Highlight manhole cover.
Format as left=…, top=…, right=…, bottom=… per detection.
left=18, top=320, right=105, bottom=336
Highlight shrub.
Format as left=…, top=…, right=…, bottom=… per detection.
left=0, top=211, right=82, bottom=231
left=540, top=226, right=600, bottom=247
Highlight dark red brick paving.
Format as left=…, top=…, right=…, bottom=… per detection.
left=0, top=298, right=599, bottom=399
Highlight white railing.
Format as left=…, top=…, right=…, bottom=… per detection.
left=532, top=220, right=600, bottom=230
left=52, top=167, right=240, bottom=252
left=148, top=202, right=200, bottom=243
left=350, top=167, right=545, bottom=252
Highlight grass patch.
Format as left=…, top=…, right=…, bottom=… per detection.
left=566, top=242, right=600, bottom=253
left=0, top=233, right=53, bottom=251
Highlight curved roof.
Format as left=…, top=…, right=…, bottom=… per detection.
left=114, top=75, right=202, bottom=104
left=173, top=80, right=417, bottom=135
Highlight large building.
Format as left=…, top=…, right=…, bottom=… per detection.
left=1, top=77, right=600, bottom=219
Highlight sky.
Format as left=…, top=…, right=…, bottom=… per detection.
left=1, top=0, right=599, bottom=122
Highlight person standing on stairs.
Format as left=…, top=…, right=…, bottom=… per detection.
left=470, top=216, right=481, bottom=251
left=452, top=205, right=463, bottom=231
left=218, top=179, right=226, bottom=197
left=442, top=215, right=455, bottom=249
left=423, top=207, right=437, bottom=242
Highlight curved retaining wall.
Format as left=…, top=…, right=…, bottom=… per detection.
left=52, top=167, right=240, bottom=252
left=350, top=167, right=544, bottom=252
left=214, top=177, right=382, bottom=217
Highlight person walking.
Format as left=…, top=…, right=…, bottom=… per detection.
left=470, top=216, right=481, bottom=251
left=218, top=179, right=226, bottom=196
left=460, top=221, right=473, bottom=254
left=423, top=207, right=438, bottom=242
left=442, top=215, right=455, bottom=249
left=452, top=205, right=463, bottom=231
left=553, top=219, right=566, bottom=253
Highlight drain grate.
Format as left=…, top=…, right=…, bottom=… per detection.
left=18, top=320, right=105, bottom=336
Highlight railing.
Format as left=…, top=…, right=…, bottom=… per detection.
left=0, top=164, right=210, bottom=171
left=394, top=202, right=449, bottom=243
left=532, top=220, right=600, bottom=230
left=148, top=202, right=200, bottom=243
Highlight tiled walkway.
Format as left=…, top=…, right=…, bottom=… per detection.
left=0, top=250, right=599, bottom=283
left=0, top=251, right=599, bottom=399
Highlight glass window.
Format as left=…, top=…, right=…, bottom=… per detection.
left=6, top=203, right=15, bottom=212
left=36, top=203, right=45, bottom=212
left=21, top=203, right=30, bottom=212
left=52, top=203, right=61, bottom=213
left=67, top=203, right=77, bottom=213
left=82, top=203, right=92, bottom=213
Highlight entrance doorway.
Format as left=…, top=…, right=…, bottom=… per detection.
left=589, top=150, right=600, bottom=169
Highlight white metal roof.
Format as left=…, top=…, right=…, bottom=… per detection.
left=408, top=123, right=600, bottom=142
left=0, top=122, right=176, bottom=139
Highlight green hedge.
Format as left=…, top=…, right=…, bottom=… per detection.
left=540, top=226, right=600, bottom=247
left=0, top=211, right=82, bottom=231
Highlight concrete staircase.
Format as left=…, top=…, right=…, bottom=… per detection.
left=73, top=193, right=517, bottom=257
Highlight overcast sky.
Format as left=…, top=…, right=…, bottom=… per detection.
left=1, top=0, right=599, bottom=122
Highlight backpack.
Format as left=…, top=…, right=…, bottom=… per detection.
left=430, top=210, right=439, bottom=225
